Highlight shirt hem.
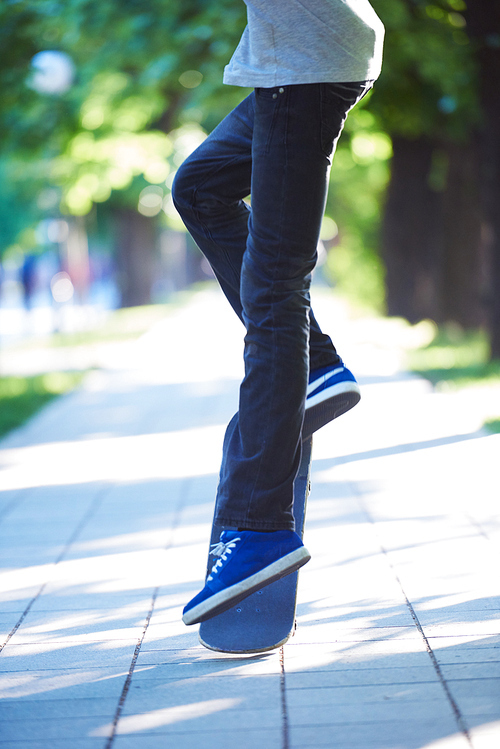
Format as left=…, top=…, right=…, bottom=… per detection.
left=223, top=66, right=381, bottom=88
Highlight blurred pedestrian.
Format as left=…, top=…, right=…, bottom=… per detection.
left=21, top=254, right=38, bottom=310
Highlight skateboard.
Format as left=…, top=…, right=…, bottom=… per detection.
left=199, top=435, right=313, bottom=654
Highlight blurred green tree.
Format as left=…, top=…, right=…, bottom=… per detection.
left=0, top=0, right=247, bottom=305
left=1, top=0, right=498, bottom=359
left=367, top=0, right=484, bottom=331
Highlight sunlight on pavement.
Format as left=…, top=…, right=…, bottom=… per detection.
left=1, top=288, right=499, bottom=748
left=0, top=424, right=225, bottom=491
left=92, top=698, right=240, bottom=736
left=0, top=668, right=133, bottom=700
left=420, top=734, right=472, bottom=748
left=0, top=543, right=207, bottom=596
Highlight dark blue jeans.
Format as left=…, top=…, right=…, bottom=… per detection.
left=173, top=82, right=370, bottom=531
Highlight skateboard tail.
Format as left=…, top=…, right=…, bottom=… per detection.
left=199, top=631, right=293, bottom=654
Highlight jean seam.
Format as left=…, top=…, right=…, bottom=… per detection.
left=243, top=93, right=291, bottom=526
left=191, top=154, right=250, bottom=288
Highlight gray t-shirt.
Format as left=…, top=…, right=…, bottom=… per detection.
left=223, top=0, right=384, bottom=88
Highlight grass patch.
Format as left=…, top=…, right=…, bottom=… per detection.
left=484, top=419, right=500, bottom=434
left=405, top=327, right=494, bottom=384
left=405, top=325, right=500, bottom=433
left=0, top=372, right=87, bottom=439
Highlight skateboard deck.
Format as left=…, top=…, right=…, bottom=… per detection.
left=199, top=435, right=313, bottom=654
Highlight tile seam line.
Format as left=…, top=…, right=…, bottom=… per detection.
left=104, top=586, right=160, bottom=749
left=354, top=488, right=473, bottom=747
left=104, top=475, right=191, bottom=749
left=280, top=646, right=290, bottom=749
left=391, top=593, right=473, bottom=746
left=0, top=485, right=108, bottom=655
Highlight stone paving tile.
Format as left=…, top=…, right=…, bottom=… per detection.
left=5, top=603, right=151, bottom=645
left=0, top=742, right=106, bottom=749
left=0, top=547, right=67, bottom=568
left=286, top=680, right=447, bottom=706
left=0, top=640, right=139, bottom=671
left=133, top=631, right=203, bottom=654
left=133, top=649, right=281, bottom=679
left=288, top=623, right=422, bottom=645
left=0, top=667, right=128, bottom=701
left=295, top=603, right=415, bottom=629
left=414, top=604, right=500, bottom=624
left=112, top=728, right=282, bottom=749
left=0, top=615, right=22, bottom=642
left=283, top=640, right=432, bottom=673
left=0, top=696, right=120, bottom=719
left=0, top=491, right=21, bottom=517
left=7, top=629, right=144, bottom=647
left=446, top=678, right=500, bottom=702
left=440, top=662, right=500, bottom=679
left=123, top=673, right=281, bottom=714
left=423, top=621, right=500, bottom=638
left=0, top=598, right=35, bottom=614
left=288, top=701, right=458, bottom=726
left=460, top=702, right=500, bottom=721
left=111, top=706, right=283, bottom=735
left=436, top=647, right=500, bottom=665
left=289, top=723, right=471, bottom=749
left=0, top=715, right=113, bottom=741
left=1, top=289, right=499, bottom=749
left=285, top=664, right=438, bottom=689
left=27, top=589, right=157, bottom=612
left=428, top=635, right=500, bottom=653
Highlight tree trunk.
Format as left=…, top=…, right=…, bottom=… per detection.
left=382, top=136, right=442, bottom=322
left=440, top=140, right=484, bottom=328
left=465, top=1, right=500, bottom=358
left=382, top=136, right=485, bottom=328
left=114, top=208, right=158, bottom=308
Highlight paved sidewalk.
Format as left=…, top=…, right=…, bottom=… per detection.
left=0, top=286, right=499, bottom=749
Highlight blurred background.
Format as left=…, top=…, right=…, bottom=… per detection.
left=0, top=0, right=499, bottom=433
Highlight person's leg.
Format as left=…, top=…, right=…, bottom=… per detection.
left=214, top=82, right=369, bottom=531
left=182, top=81, right=370, bottom=626
left=172, top=94, right=339, bottom=372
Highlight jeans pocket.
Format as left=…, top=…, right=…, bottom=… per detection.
left=254, top=87, right=287, bottom=153
left=320, top=81, right=372, bottom=158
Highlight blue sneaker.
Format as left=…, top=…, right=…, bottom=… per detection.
left=303, top=361, right=360, bottom=439
left=182, top=530, right=311, bottom=626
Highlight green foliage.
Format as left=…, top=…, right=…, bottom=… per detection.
left=0, top=0, right=246, bottom=252
left=371, top=0, right=479, bottom=140
left=324, top=0, right=481, bottom=309
left=324, top=99, right=392, bottom=311
left=0, top=0, right=484, bottom=317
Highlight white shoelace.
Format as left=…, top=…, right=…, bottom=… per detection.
left=207, top=537, right=241, bottom=581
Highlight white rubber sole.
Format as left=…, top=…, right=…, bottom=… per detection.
left=303, top=382, right=360, bottom=439
left=182, top=546, right=311, bottom=626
